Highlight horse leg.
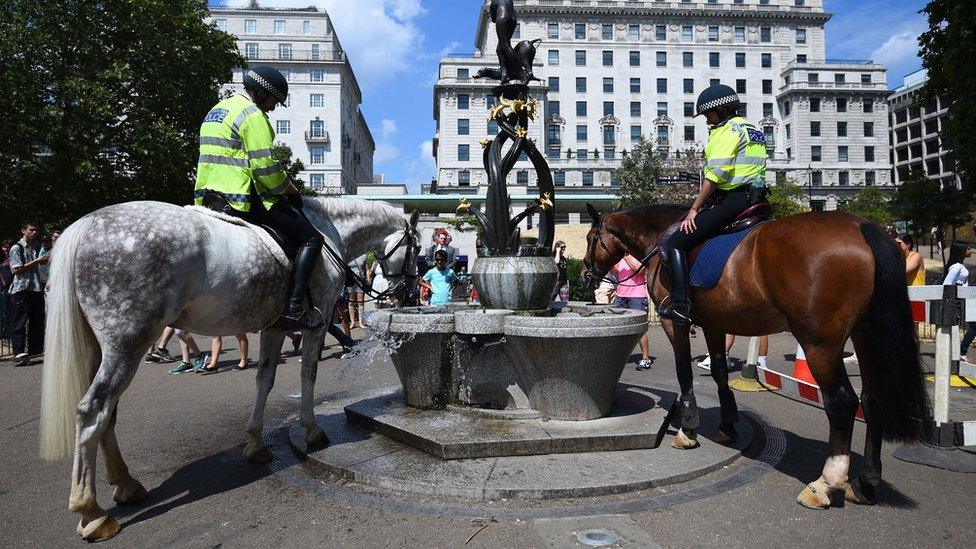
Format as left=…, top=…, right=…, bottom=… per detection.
left=299, top=327, right=329, bottom=447
left=69, top=351, right=139, bottom=542
left=703, top=328, right=739, bottom=444
left=100, top=406, right=149, bottom=506
left=795, top=341, right=860, bottom=510
left=243, top=329, right=287, bottom=463
left=845, top=331, right=881, bottom=505
left=662, top=319, right=700, bottom=449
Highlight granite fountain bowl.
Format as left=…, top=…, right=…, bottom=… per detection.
left=469, top=255, right=559, bottom=311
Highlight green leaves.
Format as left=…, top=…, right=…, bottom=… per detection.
left=839, top=187, right=893, bottom=226
left=767, top=177, right=810, bottom=218
left=891, top=171, right=971, bottom=233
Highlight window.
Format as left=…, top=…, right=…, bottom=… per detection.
left=657, top=78, right=667, bottom=93
left=309, top=173, right=325, bottom=190
left=709, top=52, right=720, bottom=67
left=458, top=119, right=469, bottom=135
left=630, top=78, right=641, bottom=93
left=279, top=43, right=292, bottom=59
left=576, top=50, right=586, bottom=66
left=785, top=124, right=791, bottom=139
left=811, top=146, right=821, bottom=161
left=837, top=98, right=848, bottom=113
left=865, top=146, right=875, bottom=162
left=458, top=171, right=471, bottom=186
left=809, top=72, right=819, bottom=83
left=603, top=77, right=614, bottom=93
left=602, top=50, right=613, bottom=66
left=863, top=100, right=874, bottom=113
left=602, top=24, right=612, bottom=40
left=683, top=79, right=694, bottom=94
left=631, top=125, right=641, bottom=141
left=761, top=53, right=772, bottom=68
left=682, top=25, right=693, bottom=42
left=684, top=126, right=695, bottom=141
left=576, top=77, right=587, bottom=93
left=517, top=171, right=529, bottom=185
left=629, top=51, right=640, bottom=66
left=458, top=94, right=469, bottom=110
left=810, top=98, right=820, bottom=112
left=838, top=146, right=849, bottom=162
left=796, top=29, right=806, bottom=44
left=736, top=52, right=746, bottom=68
left=549, top=77, right=560, bottom=92
left=276, top=120, right=291, bottom=134
left=763, top=102, right=773, bottom=117
left=656, top=51, right=667, bottom=67
left=603, top=125, right=616, bottom=144
left=630, top=101, right=642, bottom=117
left=488, top=120, right=498, bottom=135
left=605, top=148, right=616, bottom=160
left=835, top=73, right=846, bottom=84
left=310, top=69, right=324, bottom=82
left=795, top=0, right=805, bottom=5
left=684, top=102, right=694, bottom=117
left=548, top=23, right=559, bottom=39
left=583, top=171, right=594, bottom=186
left=603, top=102, right=614, bottom=116
left=861, top=73, right=872, bottom=84
left=656, top=25, right=666, bottom=41
left=514, top=22, right=522, bottom=39
left=548, top=50, right=559, bottom=65
left=309, top=119, right=325, bottom=138
left=736, top=27, right=745, bottom=43
left=215, top=19, right=227, bottom=31
left=547, top=124, right=560, bottom=144
left=839, top=171, right=849, bottom=186
left=708, top=26, right=719, bottom=41
left=456, top=144, right=470, bottom=161
left=311, top=43, right=320, bottom=60
left=810, top=121, right=820, bottom=137
left=760, top=27, right=771, bottom=43
left=554, top=171, right=566, bottom=186
left=657, top=125, right=669, bottom=144
left=274, top=20, right=286, bottom=35
left=629, top=24, right=640, bottom=40
left=310, top=146, right=325, bottom=164
left=837, top=121, right=847, bottom=137
left=575, top=23, right=586, bottom=39
left=762, top=79, right=773, bottom=94
left=244, top=19, right=256, bottom=34
left=784, top=101, right=791, bottom=116
left=710, top=78, right=721, bottom=86
left=244, top=42, right=258, bottom=58
left=457, top=68, right=469, bottom=79
left=310, top=93, right=324, bottom=108
left=865, top=171, right=876, bottom=185
left=863, top=122, right=874, bottom=137
left=576, top=101, right=587, bottom=116
left=736, top=79, right=746, bottom=94
left=577, top=148, right=588, bottom=159
left=764, top=126, right=774, bottom=143
left=548, top=101, right=560, bottom=116
left=657, top=102, right=668, bottom=116
left=683, top=51, right=693, bottom=67
left=811, top=171, right=822, bottom=185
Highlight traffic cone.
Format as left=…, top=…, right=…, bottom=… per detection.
left=793, top=344, right=816, bottom=384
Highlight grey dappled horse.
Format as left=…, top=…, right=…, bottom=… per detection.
left=38, top=197, right=419, bottom=541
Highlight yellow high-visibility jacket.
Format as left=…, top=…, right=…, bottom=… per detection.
left=704, top=116, right=768, bottom=191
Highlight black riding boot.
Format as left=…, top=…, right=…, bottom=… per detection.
left=276, top=243, right=325, bottom=330
left=657, top=248, right=694, bottom=325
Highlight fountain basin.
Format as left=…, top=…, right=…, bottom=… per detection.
left=470, top=256, right=559, bottom=311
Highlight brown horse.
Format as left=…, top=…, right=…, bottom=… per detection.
left=582, top=204, right=930, bottom=509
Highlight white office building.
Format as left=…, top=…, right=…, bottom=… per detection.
left=887, top=69, right=959, bottom=190
left=209, top=6, right=374, bottom=194
left=433, top=0, right=891, bottom=213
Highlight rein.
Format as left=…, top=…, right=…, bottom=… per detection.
left=590, top=222, right=659, bottom=285
left=317, top=221, right=418, bottom=303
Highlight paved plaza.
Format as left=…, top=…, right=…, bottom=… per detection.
left=2, top=326, right=975, bottom=547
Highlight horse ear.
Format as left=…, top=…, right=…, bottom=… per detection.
left=408, top=209, right=420, bottom=228
left=586, top=203, right=601, bottom=225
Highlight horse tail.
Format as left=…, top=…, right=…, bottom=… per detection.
left=857, top=222, right=930, bottom=442
left=40, top=218, right=100, bottom=460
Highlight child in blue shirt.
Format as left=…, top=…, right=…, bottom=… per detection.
left=420, top=250, right=456, bottom=305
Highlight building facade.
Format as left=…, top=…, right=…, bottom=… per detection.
left=887, top=69, right=959, bottom=190
left=433, top=0, right=891, bottom=215
left=208, top=6, right=374, bottom=194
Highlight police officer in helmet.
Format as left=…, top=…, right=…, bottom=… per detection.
left=194, top=66, right=325, bottom=330
left=657, top=84, right=769, bottom=325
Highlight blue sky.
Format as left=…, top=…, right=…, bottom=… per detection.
left=213, top=0, right=928, bottom=190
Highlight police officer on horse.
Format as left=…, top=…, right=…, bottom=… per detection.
left=657, top=84, right=769, bottom=325
left=194, top=66, right=325, bottom=330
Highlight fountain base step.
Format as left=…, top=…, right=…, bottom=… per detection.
left=343, top=384, right=676, bottom=460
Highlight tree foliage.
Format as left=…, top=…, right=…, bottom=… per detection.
left=564, top=257, right=595, bottom=302
left=919, top=0, right=976, bottom=200
left=0, top=0, right=243, bottom=237
left=892, top=171, right=972, bottom=232
left=838, top=187, right=893, bottom=226
left=612, top=136, right=696, bottom=208
left=273, top=145, right=310, bottom=193
left=767, top=177, right=810, bottom=218
left=442, top=214, right=482, bottom=233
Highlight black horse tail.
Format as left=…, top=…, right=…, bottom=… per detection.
left=858, top=222, right=931, bottom=442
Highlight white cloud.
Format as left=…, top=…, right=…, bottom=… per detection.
left=375, top=118, right=400, bottom=163
left=403, top=139, right=435, bottom=192
left=870, top=28, right=923, bottom=68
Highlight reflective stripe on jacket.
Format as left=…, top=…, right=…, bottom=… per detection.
left=193, top=93, right=286, bottom=212
left=703, top=116, right=768, bottom=191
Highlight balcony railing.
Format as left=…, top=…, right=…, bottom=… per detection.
left=243, top=49, right=346, bottom=62
left=305, top=130, right=329, bottom=143
left=779, top=81, right=889, bottom=93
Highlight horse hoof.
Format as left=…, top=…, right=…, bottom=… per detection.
left=77, top=515, right=121, bottom=542
left=671, top=429, right=700, bottom=450
left=844, top=481, right=876, bottom=506
left=713, top=425, right=738, bottom=445
left=305, top=426, right=331, bottom=448
left=113, top=479, right=149, bottom=505
left=796, top=484, right=831, bottom=510
left=243, top=444, right=273, bottom=464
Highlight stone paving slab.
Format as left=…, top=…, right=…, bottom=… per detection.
left=343, top=384, right=676, bottom=459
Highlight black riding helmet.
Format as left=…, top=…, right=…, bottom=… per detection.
left=243, top=66, right=289, bottom=104
left=695, top=84, right=741, bottom=118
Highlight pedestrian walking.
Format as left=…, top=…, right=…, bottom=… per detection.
left=896, top=233, right=925, bottom=286
left=942, top=241, right=976, bottom=364
left=1, top=240, right=14, bottom=344
left=8, top=221, right=48, bottom=366
left=611, top=255, right=652, bottom=371
left=201, top=333, right=250, bottom=372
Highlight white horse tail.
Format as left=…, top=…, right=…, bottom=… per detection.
left=40, top=218, right=99, bottom=460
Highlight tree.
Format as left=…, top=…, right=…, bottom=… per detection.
left=272, top=145, right=310, bottom=193
left=612, top=135, right=670, bottom=208
left=767, top=176, right=810, bottom=218
left=838, top=187, right=893, bottom=226
left=919, top=0, right=976, bottom=200
left=442, top=214, right=481, bottom=233
left=892, top=171, right=972, bottom=233
left=0, top=0, right=243, bottom=237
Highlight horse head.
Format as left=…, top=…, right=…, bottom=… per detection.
left=376, top=209, right=421, bottom=304
left=581, top=203, right=628, bottom=290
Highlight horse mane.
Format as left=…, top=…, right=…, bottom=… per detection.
left=614, top=203, right=688, bottom=217
left=303, top=196, right=405, bottom=228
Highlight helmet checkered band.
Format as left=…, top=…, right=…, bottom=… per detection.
left=247, top=70, right=287, bottom=103
left=697, top=94, right=740, bottom=115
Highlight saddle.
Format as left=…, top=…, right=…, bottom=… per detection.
left=201, top=191, right=299, bottom=259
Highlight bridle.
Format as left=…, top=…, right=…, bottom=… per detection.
left=583, top=216, right=660, bottom=289
left=320, top=221, right=419, bottom=303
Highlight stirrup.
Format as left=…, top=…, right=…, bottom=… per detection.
left=272, top=307, right=325, bottom=331
left=657, top=296, right=694, bottom=325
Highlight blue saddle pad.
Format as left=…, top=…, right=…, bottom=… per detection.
left=689, top=226, right=760, bottom=289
